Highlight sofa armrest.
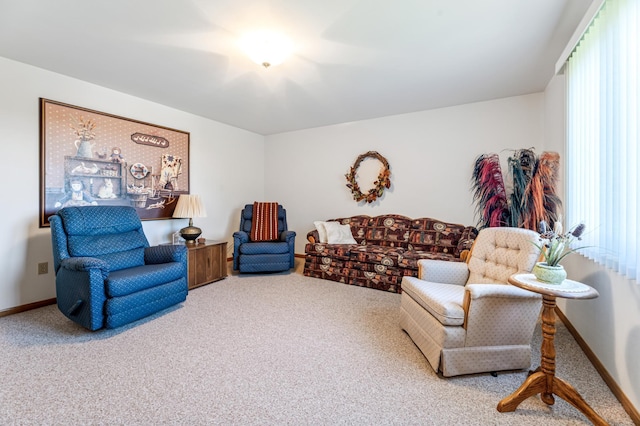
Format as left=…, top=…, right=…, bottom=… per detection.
left=307, top=229, right=320, bottom=244
left=417, top=259, right=469, bottom=285
left=145, top=244, right=187, bottom=265
left=456, top=226, right=479, bottom=258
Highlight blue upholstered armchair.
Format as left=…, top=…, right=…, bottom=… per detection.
left=233, top=204, right=296, bottom=273
left=49, top=206, right=188, bottom=330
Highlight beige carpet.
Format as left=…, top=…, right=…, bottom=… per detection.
left=0, top=263, right=633, bottom=425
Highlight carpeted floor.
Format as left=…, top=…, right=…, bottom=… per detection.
left=0, top=263, right=634, bottom=425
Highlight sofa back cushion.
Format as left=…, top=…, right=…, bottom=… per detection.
left=363, top=215, right=412, bottom=248
left=407, top=218, right=469, bottom=255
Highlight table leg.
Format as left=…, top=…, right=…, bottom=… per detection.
left=497, top=295, right=607, bottom=425
left=497, top=371, right=547, bottom=412
left=553, top=376, right=609, bottom=426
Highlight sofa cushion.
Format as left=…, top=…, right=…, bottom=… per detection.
left=407, top=218, right=466, bottom=254
left=349, top=244, right=405, bottom=267
left=398, top=250, right=463, bottom=271
left=363, top=215, right=412, bottom=248
left=305, top=243, right=358, bottom=260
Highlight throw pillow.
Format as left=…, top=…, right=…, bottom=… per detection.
left=314, top=221, right=329, bottom=243
left=324, top=222, right=357, bottom=244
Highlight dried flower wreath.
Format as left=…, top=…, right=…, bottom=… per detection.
left=345, top=151, right=391, bottom=203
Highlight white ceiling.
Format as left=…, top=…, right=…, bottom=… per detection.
left=0, top=0, right=592, bottom=135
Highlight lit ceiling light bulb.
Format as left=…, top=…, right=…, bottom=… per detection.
left=239, top=30, right=293, bottom=68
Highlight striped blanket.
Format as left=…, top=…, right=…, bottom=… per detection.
left=250, top=202, right=279, bottom=241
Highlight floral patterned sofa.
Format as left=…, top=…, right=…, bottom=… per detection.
left=303, top=214, right=478, bottom=293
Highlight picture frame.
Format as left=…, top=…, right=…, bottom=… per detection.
left=39, top=98, right=190, bottom=227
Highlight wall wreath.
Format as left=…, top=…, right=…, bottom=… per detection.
left=345, top=151, right=391, bottom=203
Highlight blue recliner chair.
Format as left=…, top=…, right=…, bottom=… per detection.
left=233, top=204, right=296, bottom=273
left=49, top=206, right=188, bottom=330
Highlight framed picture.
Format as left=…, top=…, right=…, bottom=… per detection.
left=39, top=98, right=190, bottom=227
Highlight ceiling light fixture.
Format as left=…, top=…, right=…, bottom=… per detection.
left=239, top=30, right=293, bottom=69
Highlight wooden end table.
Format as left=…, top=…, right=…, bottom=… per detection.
left=185, top=240, right=228, bottom=290
left=497, top=273, right=607, bottom=426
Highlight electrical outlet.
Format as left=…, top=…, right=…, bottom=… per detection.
left=37, top=262, right=48, bottom=275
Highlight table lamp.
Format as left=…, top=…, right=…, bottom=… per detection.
left=172, top=194, right=207, bottom=243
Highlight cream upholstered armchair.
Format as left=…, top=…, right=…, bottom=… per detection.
left=400, top=227, right=542, bottom=377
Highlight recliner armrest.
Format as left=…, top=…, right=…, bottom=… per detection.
left=417, top=259, right=469, bottom=285
left=465, top=283, right=541, bottom=300
left=60, top=257, right=109, bottom=280
left=61, top=256, right=108, bottom=272
left=145, top=244, right=187, bottom=265
left=462, top=283, right=542, bottom=335
left=280, top=230, right=296, bottom=242
left=233, top=231, right=249, bottom=244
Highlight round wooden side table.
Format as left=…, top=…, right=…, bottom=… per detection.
left=497, top=273, right=608, bottom=426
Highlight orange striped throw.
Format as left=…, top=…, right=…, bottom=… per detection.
left=250, top=202, right=279, bottom=242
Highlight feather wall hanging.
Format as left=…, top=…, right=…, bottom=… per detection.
left=471, top=149, right=561, bottom=230
left=472, top=154, right=509, bottom=228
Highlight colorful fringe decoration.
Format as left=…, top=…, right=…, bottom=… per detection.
left=471, top=154, right=509, bottom=228
left=538, top=151, right=562, bottom=225
left=471, top=149, right=561, bottom=231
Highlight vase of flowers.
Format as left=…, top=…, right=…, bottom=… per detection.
left=532, top=218, right=587, bottom=284
left=71, top=116, right=97, bottom=159
left=532, top=262, right=567, bottom=284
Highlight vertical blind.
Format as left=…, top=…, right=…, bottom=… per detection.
left=565, top=0, right=640, bottom=282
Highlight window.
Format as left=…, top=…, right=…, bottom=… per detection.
left=565, top=0, right=639, bottom=282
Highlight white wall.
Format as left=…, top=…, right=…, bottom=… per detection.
left=0, top=56, right=265, bottom=312
left=265, top=94, right=545, bottom=254
left=544, top=73, right=640, bottom=412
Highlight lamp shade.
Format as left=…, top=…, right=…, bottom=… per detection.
left=173, top=195, right=206, bottom=243
left=173, top=194, right=207, bottom=219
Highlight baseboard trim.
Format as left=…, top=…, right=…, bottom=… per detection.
left=555, top=307, right=640, bottom=424
left=0, top=298, right=56, bottom=318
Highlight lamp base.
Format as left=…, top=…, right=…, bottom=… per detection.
left=180, top=225, right=202, bottom=244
